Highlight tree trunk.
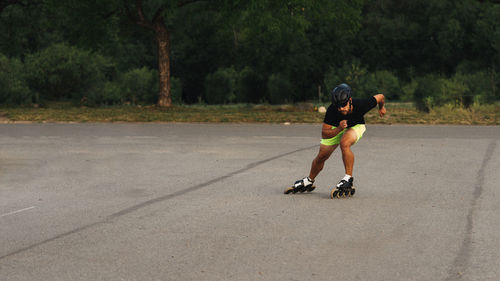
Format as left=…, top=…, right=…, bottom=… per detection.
left=154, top=19, right=172, bottom=107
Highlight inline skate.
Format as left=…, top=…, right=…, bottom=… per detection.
left=284, top=177, right=316, bottom=194
left=330, top=177, right=355, bottom=199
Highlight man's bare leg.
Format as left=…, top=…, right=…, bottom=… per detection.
left=309, top=144, right=338, bottom=180
left=339, top=129, right=358, bottom=176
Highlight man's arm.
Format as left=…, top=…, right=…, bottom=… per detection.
left=321, top=121, right=348, bottom=139
left=374, top=94, right=386, bottom=117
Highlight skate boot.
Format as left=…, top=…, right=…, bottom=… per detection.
left=284, top=177, right=316, bottom=194
left=330, top=177, right=355, bottom=199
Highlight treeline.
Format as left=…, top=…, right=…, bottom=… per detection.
left=0, top=0, right=499, bottom=110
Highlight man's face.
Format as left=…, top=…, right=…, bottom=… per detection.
left=337, top=98, right=352, bottom=115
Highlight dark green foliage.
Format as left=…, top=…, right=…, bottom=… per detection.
left=0, top=0, right=498, bottom=108
left=454, top=71, right=498, bottom=104
left=372, top=71, right=401, bottom=100
left=413, top=74, right=478, bottom=111
left=82, top=67, right=162, bottom=106
left=0, top=2, right=54, bottom=58
left=0, top=54, right=33, bottom=104
left=85, top=82, right=123, bottom=106
left=119, top=67, right=159, bottom=105
left=325, top=62, right=401, bottom=100
left=267, top=73, right=294, bottom=104
left=204, top=67, right=238, bottom=104
left=235, top=67, right=266, bottom=103
left=170, top=77, right=183, bottom=104
left=24, top=43, right=115, bottom=104
left=414, top=75, right=442, bottom=112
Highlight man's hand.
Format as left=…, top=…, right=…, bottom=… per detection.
left=374, top=94, right=386, bottom=118
left=339, top=120, right=348, bottom=129
left=379, top=106, right=386, bottom=117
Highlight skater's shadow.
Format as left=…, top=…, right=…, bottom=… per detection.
left=281, top=190, right=332, bottom=200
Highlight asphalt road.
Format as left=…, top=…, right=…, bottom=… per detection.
left=0, top=123, right=498, bottom=281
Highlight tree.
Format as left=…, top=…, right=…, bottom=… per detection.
left=0, top=0, right=48, bottom=57
left=41, top=0, right=210, bottom=107
left=210, top=0, right=363, bottom=102
left=123, top=0, right=255, bottom=107
left=123, top=0, right=203, bottom=107
left=0, top=0, right=36, bottom=13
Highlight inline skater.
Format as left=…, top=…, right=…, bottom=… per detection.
left=284, top=83, right=386, bottom=198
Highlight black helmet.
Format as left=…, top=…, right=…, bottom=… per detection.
left=331, top=83, right=352, bottom=107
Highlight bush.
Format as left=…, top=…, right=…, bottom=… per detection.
left=119, top=67, right=158, bottom=104
left=454, top=71, right=497, bottom=104
left=267, top=73, right=293, bottom=104
left=85, top=82, right=123, bottom=106
left=0, top=54, right=33, bottom=104
left=24, top=43, right=115, bottom=103
left=414, top=74, right=471, bottom=111
left=401, top=80, right=418, bottom=102
left=440, top=78, right=469, bottom=106
left=205, top=67, right=238, bottom=104
left=235, top=67, right=266, bottom=103
left=413, top=75, right=442, bottom=112
left=325, top=61, right=369, bottom=97
left=373, top=70, right=401, bottom=100
left=324, top=62, right=401, bottom=100
left=171, top=77, right=183, bottom=104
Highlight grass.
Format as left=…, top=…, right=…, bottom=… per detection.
left=0, top=102, right=498, bottom=125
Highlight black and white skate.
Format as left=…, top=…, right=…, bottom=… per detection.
left=330, top=178, right=355, bottom=199
left=284, top=177, right=316, bottom=194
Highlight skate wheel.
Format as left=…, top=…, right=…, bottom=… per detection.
left=350, top=188, right=356, bottom=197
left=330, top=189, right=339, bottom=199
left=337, top=190, right=343, bottom=198
left=306, top=185, right=316, bottom=192
left=284, top=186, right=294, bottom=194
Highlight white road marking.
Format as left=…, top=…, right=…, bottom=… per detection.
left=0, top=206, right=36, bottom=218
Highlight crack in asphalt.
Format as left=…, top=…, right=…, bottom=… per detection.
left=0, top=144, right=317, bottom=261
left=445, top=139, right=496, bottom=281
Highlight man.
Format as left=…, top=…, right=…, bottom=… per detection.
left=285, top=83, right=386, bottom=198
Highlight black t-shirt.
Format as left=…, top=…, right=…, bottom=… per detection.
left=323, top=97, right=377, bottom=127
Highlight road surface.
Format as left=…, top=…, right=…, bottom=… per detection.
left=0, top=123, right=498, bottom=281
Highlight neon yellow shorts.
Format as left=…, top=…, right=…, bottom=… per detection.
left=320, top=124, right=366, bottom=146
